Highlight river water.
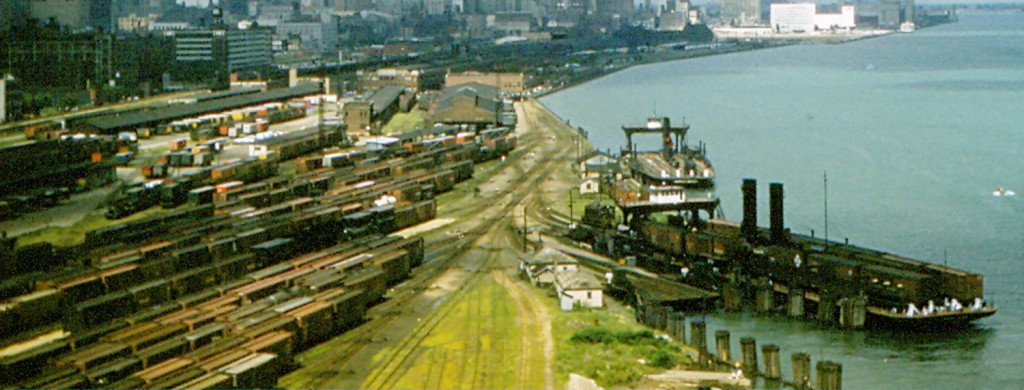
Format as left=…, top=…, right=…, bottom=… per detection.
left=540, top=12, right=1024, bottom=389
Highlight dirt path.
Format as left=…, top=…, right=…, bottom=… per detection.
left=493, top=270, right=555, bottom=390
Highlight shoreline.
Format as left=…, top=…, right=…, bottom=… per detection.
left=532, top=18, right=956, bottom=101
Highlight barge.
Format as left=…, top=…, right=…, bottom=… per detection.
left=571, top=116, right=995, bottom=328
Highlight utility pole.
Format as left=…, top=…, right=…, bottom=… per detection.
left=318, top=60, right=325, bottom=149
left=522, top=207, right=527, bottom=251
left=569, top=188, right=574, bottom=225
left=824, top=171, right=829, bottom=248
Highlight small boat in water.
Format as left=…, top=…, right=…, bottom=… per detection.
left=993, top=187, right=1016, bottom=197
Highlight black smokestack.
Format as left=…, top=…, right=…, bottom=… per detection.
left=741, top=178, right=757, bottom=240
left=770, top=182, right=784, bottom=244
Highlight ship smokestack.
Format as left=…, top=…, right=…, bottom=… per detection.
left=770, top=182, right=785, bottom=244
left=741, top=178, right=757, bottom=240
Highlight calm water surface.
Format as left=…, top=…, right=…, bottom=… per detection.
left=541, top=12, right=1024, bottom=389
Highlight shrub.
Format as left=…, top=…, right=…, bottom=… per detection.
left=571, top=327, right=614, bottom=343
left=648, top=349, right=676, bottom=369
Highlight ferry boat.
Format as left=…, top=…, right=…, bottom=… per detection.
left=567, top=115, right=996, bottom=329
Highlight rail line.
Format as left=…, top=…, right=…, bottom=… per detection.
left=284, top=104, right=577, bottom=387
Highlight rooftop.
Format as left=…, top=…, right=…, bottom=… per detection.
left=84, top=84, right=321, bottom=133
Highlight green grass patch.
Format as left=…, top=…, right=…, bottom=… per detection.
left=360, top=274, right=531, bottom=389
left=381, top=110, right=425, bottom=135
left=552, top=306, right=695, bottom=388
left=15, top=207, right=168, bottom=249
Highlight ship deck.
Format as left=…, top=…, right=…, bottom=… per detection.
left=632, top=151, right=714, bottom=186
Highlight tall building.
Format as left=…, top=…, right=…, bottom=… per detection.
left=0, top=33, right=113, bottom=88
left=166, top=27, right=272, bottom=87
left=721, top=0, right=760, bottom=26
left=902, top=0, right=914, bottom=23
left=30, top=0, right=113, bottom=32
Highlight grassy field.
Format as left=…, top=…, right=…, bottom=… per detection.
left=15, top=207, right=167, bottom=248
left=382, top=110, right=425, bottom=135
left=361, top=273, right=538, bottom=389
left=551, top=299, right=697, bottom=388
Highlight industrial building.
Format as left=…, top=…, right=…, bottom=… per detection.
left=427, top=82, right=503, bottom=128
left=342, top=85, right=413, bottom=134
left=0, top=33, right=113, bottom=89
left=82, top=84, right=321, bottom=134
left=444, top=71, right=526, bottom=97
left=357, top=68, right=422, bottom=93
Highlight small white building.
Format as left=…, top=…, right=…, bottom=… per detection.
left=520, top=248, right=580, bottom=287
left=555, top=271, right=604, bottom=310
left=580, top=178, right=599, bottom=195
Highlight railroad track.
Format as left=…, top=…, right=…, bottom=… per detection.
left=362, top=224, right=508, bottom=390
left=285, top=103, right=578, bottom=387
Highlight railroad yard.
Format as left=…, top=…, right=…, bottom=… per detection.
left=2, top=95, right=689, bottom=389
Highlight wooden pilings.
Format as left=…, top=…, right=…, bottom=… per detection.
left=715, top=330, right=731, bottom=362
left=788, top=288, right=804, bottom=318
left=762, top=344, right=781, bottom=380
left=740, top=337, right=758, bottom=374
left=817, top=360, right=843, bottom=390
left=792, top=352, right=811, bottom=389
left=633, top=302, right=844, bottom=388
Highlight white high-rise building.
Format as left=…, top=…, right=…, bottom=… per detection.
left=770, top=3, right=814, bottom=32
left=770, top=2, right=854, bottom=32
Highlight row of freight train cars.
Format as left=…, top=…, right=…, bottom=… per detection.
left=0, top=126, right=512, bottom=388
left=11, top=235, right=421, bottom=389
left=117, top=125, right=514, bottom=219
left=116, top=128, right=349, bottom=218
left=624, top=181, right=985, bottom=313
left=155, top=103, right=306, bottom=141
left=0, top=136, right=129, bottom=220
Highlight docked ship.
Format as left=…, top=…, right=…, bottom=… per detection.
left=572, top=116, right=996, bottom=328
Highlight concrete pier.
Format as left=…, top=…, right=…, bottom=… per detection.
left=740, top=337, right=758, bottom=374
left=671, top=312, right=686, bottom=342
left=690, top=319, right=707, bottom=364
left=666, top=308, right=678, bottom=337
left=715, top=330, right=731, bottom=362
left=792, top=352, right=811, bottom=389
left=788, top=288, right=804, bottom=318
left=817, top=290, right=836, bottom=324
left=839, top=295, right=867, bottom=329
left=762, top=344, right=781, bottom=380
left=653, top=305, right=667, bottom=330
